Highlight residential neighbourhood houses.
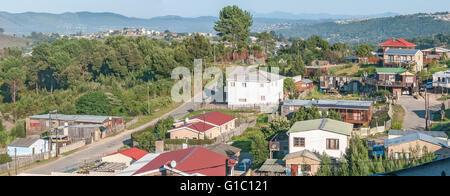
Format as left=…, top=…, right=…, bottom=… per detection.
left=2, top=36, right=449, bottom=177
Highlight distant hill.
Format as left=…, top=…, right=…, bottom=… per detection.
left=277, top=12, right=450, bottom=44
left=252, top=11, right=399, bottom=20
left=0, top=11, right=318, bottom=35
left=0, top=34, right=32, bottom=52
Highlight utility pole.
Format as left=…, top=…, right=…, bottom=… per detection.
left=48, top=113, right=52, bottom=158
left=147, top=82, right=151, bottom=116
left=55, top=110, right=58, bottom=157
left=14, top=148, right=17, bottom=176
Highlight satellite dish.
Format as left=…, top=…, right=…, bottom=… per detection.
left=170, top=161, right=177, bottom=168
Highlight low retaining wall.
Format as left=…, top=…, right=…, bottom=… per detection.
left=59, top=141, right=86, bottom=154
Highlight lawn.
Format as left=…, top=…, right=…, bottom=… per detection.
left=126, top=101, right=183, bottom=130
left=392, top=104, right=406, bottom=130
left=305, top=86, right=362, bottom=101
left=328, top=63, right=380, bottom=77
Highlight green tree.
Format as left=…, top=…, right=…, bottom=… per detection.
left=284, top=78, right=299, bottom=99
left=325, top=110, right=343, bottom=121
left=133, top=130, right=157, bottom=153
left=155, top=116, right=175, bottom=139
left=356, top=44, right=373, bottom=57
left=1, top=56, right=26, bottom=103
left=256, top=31, right=275, bottom=55
left=345, top=136, right=371, bottom=176
left=0, top=154, right=12, bottom=165
left=288, top=55, right=306, bottom=77
left=214, top=5, right=253, bottom=61
left=317, top=153, right=334, bottom=176
left=249, top=133, right=269, bottom=167
left=75, top=91, right=111, bottom=115
left=10, top=120, right=25, bottom=138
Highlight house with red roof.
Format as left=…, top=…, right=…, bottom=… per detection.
left=379, top=39, right=423, bottom=72
left=118, top=146, right=237, bottom=176
left=102, top=147, right=149, bottom=166
left=379, top=38, right=417, bottom=53
left=169, top=111, right=236, bottom=140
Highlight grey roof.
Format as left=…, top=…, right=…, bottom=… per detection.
left=257, top=159, right=286, bottom=173
left=385, top=49, right=421, bottom=56
left=8, top=137, right=41, bottom=147
left=69, top=124, right=102, bottom=128
left=389, top=130, right=448, bottom=139
left=383, top=157, right=450, bottom=176
left=28, top=114, right=122, bottom=124
left=227, top=68, right=285, bottom=83
left=301, top=79, right=313, bottom=84
left=116, top=153, right=162, bottom=176
left=288, top=118, right=354, bottom=136
left=283, top=150, right=321, bottom=162
left=283, top=99, right=373, bottom=110
left=205, top=144, right=241, bottom=157
left=385, top=132, right=449, bottom=148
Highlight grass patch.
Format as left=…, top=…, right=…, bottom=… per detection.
left=126, top=102, right=182, bottom=130
left=305, top=86, right=362, bottom=101
left=392, top=104, right=406, bottom=130
left=183, top=109, right=257, bottom=120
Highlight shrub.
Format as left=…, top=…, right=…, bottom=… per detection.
left=0, top=153, right=12, bottom=164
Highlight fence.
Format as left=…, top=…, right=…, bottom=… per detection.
left=0, top=153, right=52, bottom=175
left=215, top=120, right=257, bottom=144
left=163, top=119, right=257, bottom=151
left=59, top=140, right=86, bottom=154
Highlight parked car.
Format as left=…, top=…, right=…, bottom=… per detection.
left=426, top=82, right=433, bottom=89
left=236, top=159, right=251, bottom=172
left=371, top=145, right=385, bottom=158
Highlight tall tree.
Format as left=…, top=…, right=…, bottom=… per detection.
left=256, top=31, right=275, bottom=55
left=214, top=5, right=253, bottom=61
left=1, top=56, right=26, bottom=103
left=250, top=133, right=269, bottom=167
left=356, top=44, right=373, bottom=57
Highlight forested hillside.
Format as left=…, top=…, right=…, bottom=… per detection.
left=278, top=13, right=450, bottom=44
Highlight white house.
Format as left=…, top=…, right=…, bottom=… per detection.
left=433, top=69, right=450, bottom=89
left=7, top=136, right=54, bottom=156
left=227, top=67, right=285, bottom=107
left=287, top=118, right=354, bottom=159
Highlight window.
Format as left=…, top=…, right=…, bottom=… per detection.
left=289, top=106, right=294, bottom=111
left=326, top=139, right=339, bottom=150
left=389, top=55, right=394, bottom=62
left=239, top=98, right=247, bottom=103
left=231, top=82, right=235, bottom=87
left=261, top=96, right=266, bottom=101
left=242, top=83, right=247, bottom=88
left=294, top=137, right=305, bottom=147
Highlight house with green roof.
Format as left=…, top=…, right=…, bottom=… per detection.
left=365, top=67, right=418, bottom=96
left=287, top=118, right=353, bottom=159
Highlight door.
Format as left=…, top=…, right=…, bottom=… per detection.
left=291, top=165, right=299, bottom=176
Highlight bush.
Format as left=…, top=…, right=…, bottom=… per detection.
left=0, top=153, right=12, bottom=164
left=10, top=120, right=26, bottom=138
left=391, top=122, right=403, bottom=130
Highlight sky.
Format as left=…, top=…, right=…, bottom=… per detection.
left=0, top=0, right=449, bottom=18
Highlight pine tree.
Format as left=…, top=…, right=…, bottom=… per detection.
left=317, top=153, right=333, bottom=176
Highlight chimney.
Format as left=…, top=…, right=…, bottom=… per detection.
left=155, top=139, right=164, bottom=153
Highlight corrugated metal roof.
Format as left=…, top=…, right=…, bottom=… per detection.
left=288, top=118, right=353, bottom=136
left=385, top=132, right=449, bottom=148
left=227, top=68, right=285, bottom=83
left=8, top=137, right=41, bottom=147
left=376, top=67, right=408, bottom=74
left=116, top=153, right=162, bottom=176
left=301, top=79, right=313, bottom=84
left=258, top=159, right=286, bottom=173
left=29, top=114, right=122, bottom=124
left=283, top=99, right=373, bottom=110
left=385, top=49, right=420, bottom=56
left=389, top=130, right=448, bottom=139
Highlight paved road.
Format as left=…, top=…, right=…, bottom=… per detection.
left=397, top=95, right=442, bottom=131
left=21, top=97, right=200, bottom=175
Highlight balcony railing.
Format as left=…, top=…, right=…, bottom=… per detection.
left=365, top=79, right=412, bottom=88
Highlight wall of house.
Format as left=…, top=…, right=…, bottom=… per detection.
left=170, top=126, right=220, bottom=140
left=285, top=156, right=321, bottom=176
left=383, top=52, right=423, bottom=72
left=227, top=79, right=284, bottom=106
left=387, top=140, right=443, bottom=159
left=289, top=130, right=349, bottom=159
left=102, top=154, right=134, bottom=166
left=7, top=139, right=53, bottom=156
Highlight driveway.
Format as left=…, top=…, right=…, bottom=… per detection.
left=20, top=96, right=201, bottom=175
left=397, top=95, right=442, bottom=131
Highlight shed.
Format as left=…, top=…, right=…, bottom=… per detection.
left=257, top=159, right=286, bottom=176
